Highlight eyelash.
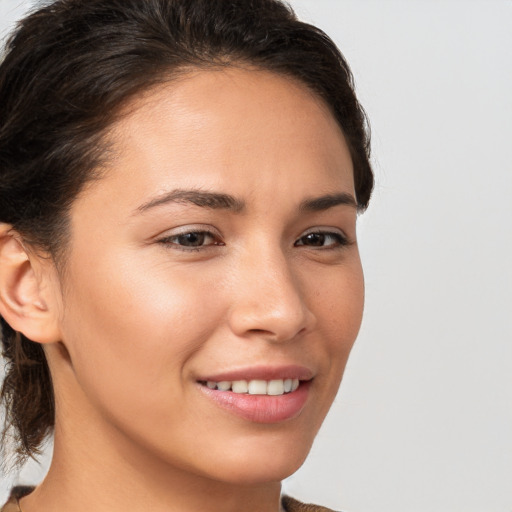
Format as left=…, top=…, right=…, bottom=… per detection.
left=157, top=228, right=349, bottom=252
left=157, top=230, right=223, bottom=252
left=294, top=230, right=349, bottom=249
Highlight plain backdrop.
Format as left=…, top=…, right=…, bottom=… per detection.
left=1, top=1, right=511, bottom=511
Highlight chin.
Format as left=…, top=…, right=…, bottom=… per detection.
left=199, top=429, right=316, bottom=485
left=215, top=454, right=309, bottom=486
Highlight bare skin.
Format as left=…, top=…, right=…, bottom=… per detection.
left=0, top=68, right=364, bottom=512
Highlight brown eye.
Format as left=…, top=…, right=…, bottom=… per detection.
left=295, top=231, right=347, bottom=248
left=159, top=230, right=222, bottom=249
left=301, top=233, right=326, bottom=246
left=176, top=232, right=208, bottom=247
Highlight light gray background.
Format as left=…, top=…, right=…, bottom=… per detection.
left=1, top=1, right=511, bottom=511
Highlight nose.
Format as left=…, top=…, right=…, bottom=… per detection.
left=227, top=247, right=316, bottom=342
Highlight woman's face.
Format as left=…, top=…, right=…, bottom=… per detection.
left=50, top=68, right=364, bottom=484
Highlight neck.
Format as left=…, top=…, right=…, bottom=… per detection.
left=23, top=351, right=287, bottom=512
left=21, top=425, right=282, bottom=512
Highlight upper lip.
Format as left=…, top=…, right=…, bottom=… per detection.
left=197, top=364, right=314, bottom=383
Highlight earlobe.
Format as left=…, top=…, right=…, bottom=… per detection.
left=0, top=224, right=61, bottom=344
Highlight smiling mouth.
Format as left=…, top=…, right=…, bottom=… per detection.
left=198, top=375, right=311, bottom=423
left=198, top=378, right=301, bottom=396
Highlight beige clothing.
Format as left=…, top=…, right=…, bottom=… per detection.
left=1, top=487, right=338, bottom=512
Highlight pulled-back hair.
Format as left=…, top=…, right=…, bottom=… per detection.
left=0, top=0, right=373, bottom=465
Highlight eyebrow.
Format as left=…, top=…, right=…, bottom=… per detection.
left=135, top=189, right=246, bottom=214
left=135, top=189, right=357, bottom=215
left=299, top=192, right=358, bottom=212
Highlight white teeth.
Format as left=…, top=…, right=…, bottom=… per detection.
left=267, top=379, right=285, bottom=395
left=231, top=380, right=248, bottom=394
left=217, top=381, right=231, bottom=391
left=203, top=378, right=302, bottom=395
left=248, top=380, right=267, bottom=395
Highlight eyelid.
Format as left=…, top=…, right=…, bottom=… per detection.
left=156, top=225, right=224, bottom=249
left=155, top=223, right=221, bottom=238
left=300, top=226, right=349, bottom=239
left=301, top=226, right=347, bottom=236
left=295, top=227, right=351, bottom=248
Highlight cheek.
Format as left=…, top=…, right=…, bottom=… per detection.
left=58, top=252, right=225, bottom=417
left=307, top=258, right=364, bottom=394
left=311, top=257, right=364, bottom=342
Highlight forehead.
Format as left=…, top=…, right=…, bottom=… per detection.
left=82, top=67, right=355, bottom=212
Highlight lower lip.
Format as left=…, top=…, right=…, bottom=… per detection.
left=198, top=381, right=311, bottom=424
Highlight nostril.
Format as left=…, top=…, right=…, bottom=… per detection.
left=227, top=280, right=315, bottom=341
left=248, top=328, right=270, bottom=335
left=246, top=325, right=308, bottom=342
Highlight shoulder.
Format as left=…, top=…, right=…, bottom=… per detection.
left=3, top=490, right=340, bottom=512
left=282, top=495, right=341, bottom=512
left=1, top=487, right=34, bottom=512
left=1, top=497, right=19, bottom=512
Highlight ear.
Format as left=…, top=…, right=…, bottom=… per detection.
left=0, top=224, right=62, bottom=344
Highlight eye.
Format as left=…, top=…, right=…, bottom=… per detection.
left=158, top=230, right=223, bottom=250
left=294, top=230, right=348, bottom=248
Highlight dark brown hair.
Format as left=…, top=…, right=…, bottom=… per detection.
left=0, top=0, right=373, bottom=466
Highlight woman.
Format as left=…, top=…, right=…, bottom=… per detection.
left=0, top=0, right=373, bottom=511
